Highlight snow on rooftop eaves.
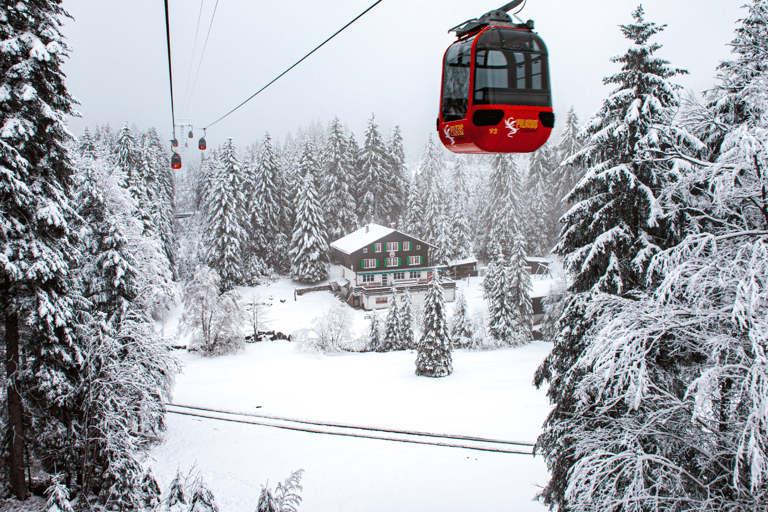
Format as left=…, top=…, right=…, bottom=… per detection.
left=330, top=224, right=395, bottom=255
left=448, top=256, right=478, bottom=267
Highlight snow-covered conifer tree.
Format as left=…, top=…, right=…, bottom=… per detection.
left=477, top=153, right=523, bottom=259
left=289, top=174, right=330, bottom=283
left=204, top=138, right=248, bottom=290
left=415, top=273, right=453, bottom=377
left=534, top=7, right=688, bottom=508
left=525, top=143, right=558, bottom=256
left=418, top=135, right=448, bottom=247
left=381, top=290, right=401, bottom=352
left=508, top=234, right=533, bottom=344
left=449, top=160, right=473, bottom=261
left=0, top=1, right=82, bottom=498
left=552, top=106, right=584, bottom=218
left=399, top=291, right=416, bottom=350
left=252, top=133, right=290, bottom=273
left=450, top=290, right=473, bottom=349
left=548, top=3, right=768, bottom=510
left=487, top=253, right=515, bottom=347
left=366, top=310, right=382, bottom=352
left=321, top=118, right=358, bottom=240
left=386, top=125, right=408, bottom=223
left=403, top=177, right=425, bottom=239
left=357, top=114, right=389, bottom=224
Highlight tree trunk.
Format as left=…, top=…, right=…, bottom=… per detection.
left=5, top=312, right=28, bottom=500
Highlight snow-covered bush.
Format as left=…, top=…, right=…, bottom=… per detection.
left=312, top=305, right=354, bottom=353
left=182, top=266, right=246, bottom=357
left=291, top=328, right=315, bottom=353
left=45, top=476, right=73, bottom=512
left=244, top=291, right=270, bottom=341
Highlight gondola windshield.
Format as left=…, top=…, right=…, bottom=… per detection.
left=474, top=28, right=550, bottom=108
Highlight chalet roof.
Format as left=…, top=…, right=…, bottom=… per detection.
left=330, top=224, right=432, bottom=255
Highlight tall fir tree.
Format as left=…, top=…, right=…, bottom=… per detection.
left=321, top=118, right=358, bottom=240
left=508, top=234, right=533, bottom=344
left=487, top=250, right=516, bottom=347
left=477, top=153, right=524, bottom=259
left=253, top=133, right=289, bottom=273
left=289, top=174, right=329, bottom=283
left=204, top=138, right=248, bottom=290
left=0, top=1, right=82, bottom=497
left=386, top=125, right=408, bottom=223
left=142, top=127, right=177, bottom=280
left=450, top=290, right=473, bottom=348
left=417, top=135, right=448, bottom=247
left=415, top=272, right=453, bottom=377
left=533, top=7, right=687, bottom=508
left=448, top=160, right=473, bottom=261
left=552, top=106, right=584, bottom=219
left=366, top=309, right=382, bottom=352
left=381, top=290, right=400, bottom=352
left=525, top=142, right=558, bottom=256
left=399, top=291, right=415, bottom=350
left=357, top=114, right=389, bottom=225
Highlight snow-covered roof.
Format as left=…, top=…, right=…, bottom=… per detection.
left=526, top=257, right=551, bottom=264
left=330, top=224, right=395, bottom=254
left=447, top=256, right=478, bottom=267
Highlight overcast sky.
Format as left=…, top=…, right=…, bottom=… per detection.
left=61, top=0, right=746, bottom=161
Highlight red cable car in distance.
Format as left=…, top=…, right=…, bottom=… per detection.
left=171, top=152, right=182, bottom=169
left=438, top=0, right=554, bottom=154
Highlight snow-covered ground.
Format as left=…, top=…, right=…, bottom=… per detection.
left=150, top=269, right=555, bottom=511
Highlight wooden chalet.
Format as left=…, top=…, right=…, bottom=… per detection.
left=330, top=224, right=456, bottom=310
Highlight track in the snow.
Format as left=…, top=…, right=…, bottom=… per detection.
left=169, top=403, right=535, bottom=455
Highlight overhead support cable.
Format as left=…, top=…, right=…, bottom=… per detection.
left=163, top=0, right=176, bottom=134
left=203, top=0, right=384, bottom=130
left=181, top=0, right=207, bottom=117
left=184, top=0, right=221, bottom=115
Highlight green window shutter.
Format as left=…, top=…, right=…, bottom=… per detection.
left=420, top=256, right=423, bottom=265
left=398, top=257, right=401, bottom=266
left=361, top=259, right=364, bottom=269
left=375, top=259, right=379, bottom=268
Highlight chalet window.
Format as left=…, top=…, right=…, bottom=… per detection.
left=402, top=241, right=412, bottom=251
left=374, top=243, right=382, bottom=252
left=363, top=248, right=368, bottom=254
left=362, top=274, right=375, bottom=283
left=362, top=259, right=378, bottom=269
left=386, top=257, right=400, bottom=267
left=386, top=242, right=399, bottom=251
left=393, top=272, right=405, bottom=280
left=409, top=271, right=421, bottom=279
left=416, top=245, right=421, bottom=250
left=376, top=297, right=388, bottom=304
left=408, top=256, right=422, bottom=266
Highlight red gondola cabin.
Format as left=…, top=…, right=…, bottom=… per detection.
left=438, top=21, right=554, bottom=154
left=171, top=152, right=182, bottom=169
left=198, top=137, right=206, bottom=150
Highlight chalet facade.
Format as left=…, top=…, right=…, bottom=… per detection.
left=330, top=224, right=456, bottom=310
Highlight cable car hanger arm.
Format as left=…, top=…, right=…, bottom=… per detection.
left=449, top=0, right=531, bottom=38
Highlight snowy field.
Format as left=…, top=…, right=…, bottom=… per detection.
left=150, top=270, right=555, bottom=511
